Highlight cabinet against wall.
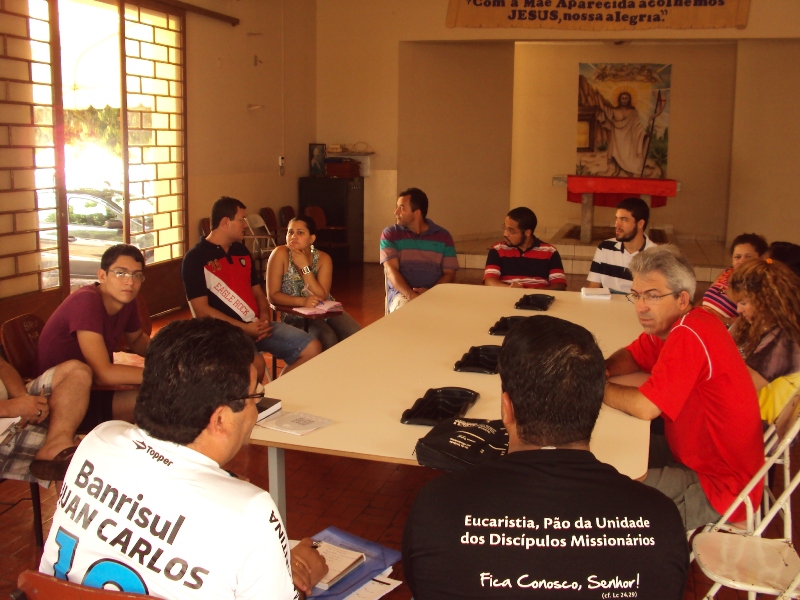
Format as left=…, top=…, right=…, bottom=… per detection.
left=298, top=177, right=364, bottom=263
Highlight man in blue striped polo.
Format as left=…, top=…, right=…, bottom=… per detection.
left=380, top=188, right=459, bottom=313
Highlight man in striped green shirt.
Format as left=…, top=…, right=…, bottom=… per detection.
left=380, top=188, right=459, bottom=313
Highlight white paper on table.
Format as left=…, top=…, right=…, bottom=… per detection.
left=343, top=574, right=401, bottom=599
left=263, top=411, right=334, bottom=436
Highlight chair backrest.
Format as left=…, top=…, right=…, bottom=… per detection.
left=760, top=371, right=800, bottom=428
left=278, top=206, right=295, bottom=227
left=13, top=570, right=152, bottom=599
left=245, top=214, right=276, bottom=258
left=246, top=213, right=270, bottom=235
left=1, top=314, right=44, bottom=380
left=710, top=392, right=800, bottom=538
left=260, top=207, right=279, bottom=232
left=771, top=391, right=800, bottom=452
left=199, top=217, right=211, bottom=237
left=384, top=269, right=390, bottom=315
left=303, top=205, right=327, bottom=229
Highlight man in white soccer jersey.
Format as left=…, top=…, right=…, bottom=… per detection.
left=40, top=318, right=327, bottom=600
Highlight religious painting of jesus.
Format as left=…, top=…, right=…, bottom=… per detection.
left=577, top=63, right=671, bottom=179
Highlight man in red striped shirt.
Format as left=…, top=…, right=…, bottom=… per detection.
left=483, top=207, right=567, bottom=290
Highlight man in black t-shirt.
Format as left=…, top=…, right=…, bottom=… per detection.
left=403, top=316, right=688, bottom=600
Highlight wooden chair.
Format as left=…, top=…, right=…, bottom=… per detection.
left=0, top=313, right=44, bottom=380
left=302, top=206, right=350, bottom=266
left=303, top=206, right=347, bottom=242
left=199, top=217, right=211, bottom=237
left=0, top=314, right=49, bottom=546
left=278, top=205, right=295, bottom=228
left=260, top=207, right=287, bottom=245
left=10, top=570, right=152, bottom=599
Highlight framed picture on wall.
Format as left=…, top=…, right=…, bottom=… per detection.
left=309, top=143, right=326, bottom=177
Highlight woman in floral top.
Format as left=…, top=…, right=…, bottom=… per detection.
left=266, top=215, right=361, bottom=350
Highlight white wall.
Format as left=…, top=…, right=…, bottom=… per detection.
left=398, top=42, right=514, bottom=241
left=726, top=39, right=800, bottom=246
left=185, top=0, right=316, bottom=247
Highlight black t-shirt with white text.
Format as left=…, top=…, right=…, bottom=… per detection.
left=402, top=449, right=688, bottom=599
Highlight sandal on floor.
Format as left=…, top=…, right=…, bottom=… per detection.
left=29, top=446, right=78, bottom=481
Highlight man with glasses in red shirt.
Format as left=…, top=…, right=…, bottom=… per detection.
left=36, top=244, right=151, bottom=467
left=603, top=245, right=763, bottom=530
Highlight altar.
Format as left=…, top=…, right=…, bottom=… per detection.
left=553, top=175, right=680, bottom=243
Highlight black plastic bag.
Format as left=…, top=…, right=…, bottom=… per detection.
left=414, top=418, right=508, bottom=472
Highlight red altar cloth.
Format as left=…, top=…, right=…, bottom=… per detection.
left=566, top=176, right=678, bottom=208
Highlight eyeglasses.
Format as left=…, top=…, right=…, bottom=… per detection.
left=110, top=270, right=145, bottom=283
left=625, top=291, right=677, bottom=305
left=237, top=391, right=265, bottom=403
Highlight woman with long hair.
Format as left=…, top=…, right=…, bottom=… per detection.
left=266, top=215, right=361, bottom=350
left=727, top=258, right=800, bottom=392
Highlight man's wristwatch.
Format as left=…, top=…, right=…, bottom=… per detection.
left=301, top=266, right=311, bottom=275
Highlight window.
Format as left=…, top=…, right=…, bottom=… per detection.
left=0, top=0, right=59, bottom=299
left=0, top=0, right=186, bottom=306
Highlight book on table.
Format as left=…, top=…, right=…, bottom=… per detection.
left=293, top=300, right=343, bottom=316
left=581, top=287, right=611, bottom=299
left=255, top=397, right=282, bottom=422
left=315, top=542, right=366, bottom=590
left=304, top=526, right=402, bottom=599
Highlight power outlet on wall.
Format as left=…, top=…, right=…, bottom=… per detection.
left=279, top=156, right=285, bottom=176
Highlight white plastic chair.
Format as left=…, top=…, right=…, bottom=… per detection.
left=245, top=213, right=277, bottom=281
left=692, top=393, right=800, bottom=599
left=383, top=270, right=389, bottom=315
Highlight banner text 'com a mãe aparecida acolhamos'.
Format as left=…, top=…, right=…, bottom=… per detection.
left=446, top=0, right=750, bottom=31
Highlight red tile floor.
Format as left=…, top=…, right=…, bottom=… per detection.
left=0, top=264, right=791, bottom=599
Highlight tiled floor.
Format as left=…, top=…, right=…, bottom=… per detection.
left=0, top=265, right=788, bottom=600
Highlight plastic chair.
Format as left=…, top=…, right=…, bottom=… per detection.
left=10, top=569, right=152, bottom=599
left=260, top=207, right=287, bottom=246
left=761, top=389, right=800, bottom=536
left=692, top=393, right=800, bottom=599
left=244, top=213, right=276, bottom=282
left=384, top=270, right=390, bottom=315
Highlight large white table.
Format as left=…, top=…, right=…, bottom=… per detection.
left=250, top=284, right=649, bottom=519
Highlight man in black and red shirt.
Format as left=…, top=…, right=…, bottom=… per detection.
left=483, top=207, right=567, bottom=290
left=182, top=197, right=321, bottom=378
